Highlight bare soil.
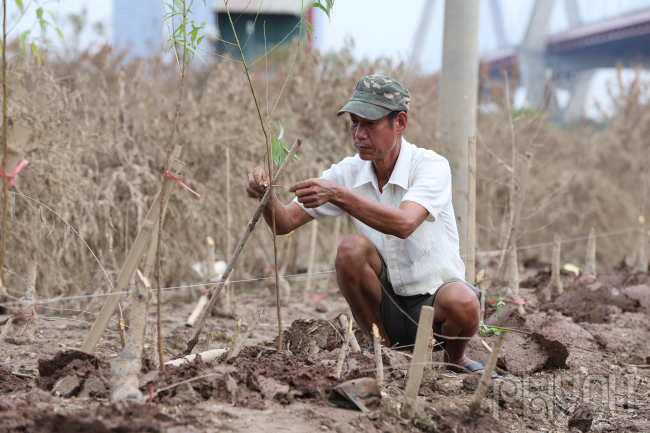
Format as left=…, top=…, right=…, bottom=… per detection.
left=1, top=266, right=650, bottom=432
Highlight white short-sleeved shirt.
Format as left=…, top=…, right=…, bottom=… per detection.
left=293, top=138, right=465, bottom=296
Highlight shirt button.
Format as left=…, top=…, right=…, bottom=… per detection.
left=390, top=264, right=395, bottom=269
left=385, top=235, right=392, bottom=240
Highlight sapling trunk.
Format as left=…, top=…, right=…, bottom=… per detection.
left=372, top=323, right=384, bottom=386
left=0, top=0, right=8, bottom=288
left=468, top=333, right=505, bottom=418
left=584, top=227, right=596, bottom=278
left=155, top=0, right=188, bottom=371
left=110, top=271, right=150, bottom=403
left=550, top=233, right=563, bottom=295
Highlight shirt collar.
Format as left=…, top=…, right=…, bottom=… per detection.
left=353, top=138, right=412, bottom=190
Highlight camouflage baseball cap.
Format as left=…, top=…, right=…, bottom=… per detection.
left=337, top=75, right=411, bottom=120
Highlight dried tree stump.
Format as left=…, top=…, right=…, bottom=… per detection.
left=335, top=319, right=353, bottom=379
left=338, top=314, right=361, bottom=352
left=231, top=307, right=263, bottom=357
left=402, top=306, right=435, bottom=419
left=110, top=271, right=151, bottom=403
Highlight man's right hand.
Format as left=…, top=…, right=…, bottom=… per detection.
left=246, top=167, right=270, bottom=199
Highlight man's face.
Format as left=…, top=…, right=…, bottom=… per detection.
left=349, top=112, right=406, bottom=161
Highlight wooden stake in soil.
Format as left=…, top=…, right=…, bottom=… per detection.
left=402, top=306, right=435, bottom=419
left=303, top=219, right=319, bottom=303
left=550, top=233, right=563, bottom=295
left=335, top=319, right=353, bottom=379
left=372, top=323, right=384, bottom=387
left=81, top=159, right=185, bottom=354
left=467, top=136, right=477, bottom=282
left=185, top=138, right=302, bottom=354
left=476, top=269, right=486, bottom=322
left=468, top=333, right=506, bottom=418
left=110, top=270, right=151, bottom=403
left=584, top=227, right=596, bottom=278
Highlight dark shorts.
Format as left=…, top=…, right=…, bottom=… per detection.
left=353, top=251, right=482, bottom=351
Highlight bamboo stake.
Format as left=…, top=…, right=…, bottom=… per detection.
left=468, top=334, right=505, bottom=418
left=476, top=269, right=486, bottom=322
left=81, top=159, right=185, bottom=354
left=325, top=217, right=343, bottom=290
left=110, top=270, right=151, bottom=403
left=335, top=319, right=353, bottom=379
left=468, top=136, right=476, bottom=281
left=303, top=220, right=319, bottom=303
left=584, top=227, right=596, bottom=278
left=231, top=307, right=263, bottom=357
left=402, top=306, right=435, bottom=419
left=338, top=313, right=361, bottom=352
left=372, top=323, right=384, bottom=386
left=185, top=138, right=301, bottom=354
left=226, top=317, right=242, bottom=360
left=550, top=233, right=563, bottom=295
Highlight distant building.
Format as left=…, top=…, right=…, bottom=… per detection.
left=113, top=0, right=216, bottom=59
left=215, top=0, right=313, bottom=62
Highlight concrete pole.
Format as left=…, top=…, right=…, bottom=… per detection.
left=438, top=0, right=481, bottom=265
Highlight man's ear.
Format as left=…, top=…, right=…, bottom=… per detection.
left=396, top=111, right=408, bottom=134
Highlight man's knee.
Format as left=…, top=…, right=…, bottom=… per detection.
left=436, top=283, right=479, bottom=326
left=335, top=234, right=373, bottom=271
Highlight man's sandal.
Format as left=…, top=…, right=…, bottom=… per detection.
left=444, top=362, right=502, bottom=379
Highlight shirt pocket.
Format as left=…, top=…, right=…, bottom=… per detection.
left=401, top=222, right=435, bottom=265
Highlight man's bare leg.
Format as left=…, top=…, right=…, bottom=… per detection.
left=335, top=234, right=392, bottom=345
left=432, top=282, right=483, bottom=373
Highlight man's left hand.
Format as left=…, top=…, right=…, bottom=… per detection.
left=290, top=178, right=340, bottom=208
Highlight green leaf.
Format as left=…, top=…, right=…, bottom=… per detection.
left=47, top=11, right=57, bottom=25
left=20, top=30, right=30, bottom=55
left=493, top=295, right=506, bottom=322
left=197, top=35, right=205, bottom=45
left=31, top=43, right=41, bottom=67
left=271, top=137, right=281, bottom=166
left=15, top=0, right=24, bottom=13
left=277, top=120, right=284, bottom=140
left=56, top=27, right=65, bottom=42
left=184, top=44, right=207, bottom=65
left=173, top=0, right=183, bottom=11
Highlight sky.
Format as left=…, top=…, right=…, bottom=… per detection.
left=6, top=0, right=650, bottom=118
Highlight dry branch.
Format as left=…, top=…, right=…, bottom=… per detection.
left=227, top=317, right=242, bottom=361
left=231, top=307, right=263, bottom=357
left=185, top=138, right=302, bottom=354
left=335, top=319, right=352, bottom=379
left=372, top=323, right=384, bottom=386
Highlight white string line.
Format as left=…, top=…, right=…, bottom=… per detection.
left=0, top=270, right=338, bottom=308
left=0, top=225, right=642, bottom=308
left=462, top=226, right=640, bottom=258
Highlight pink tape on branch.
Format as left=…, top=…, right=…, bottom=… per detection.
left=0, top=159, right=29, bottom=187
left=17, top=304, right=42, bottom=336
left=164, top=172, right=201, bottom=197
left=269, top=184, right=289, bottom=188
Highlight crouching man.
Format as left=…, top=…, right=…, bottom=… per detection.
left=246, top=75, right=497, bottom=377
